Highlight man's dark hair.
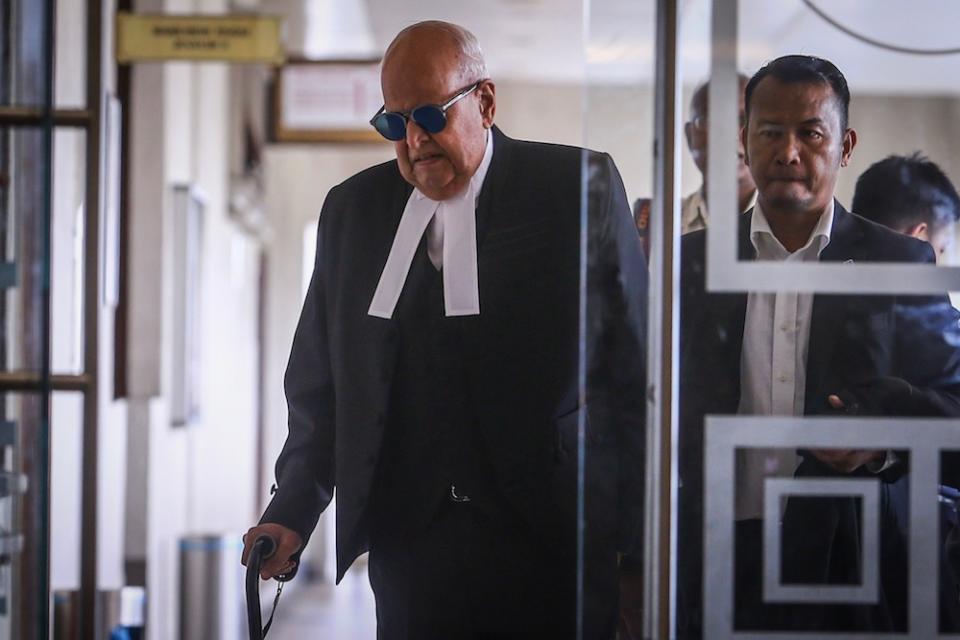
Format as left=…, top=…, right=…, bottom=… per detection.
left=852, top=153, right=960, bottom=234
left=744, top=55, right=850, bottom=131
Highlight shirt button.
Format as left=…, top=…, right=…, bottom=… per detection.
left=778, top=373, right=788, bottom=383
left=780, top=323, right=789, bottom=332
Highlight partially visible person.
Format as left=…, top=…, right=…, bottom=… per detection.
left=854, top=152, right=960, bottom=633
left=679, top=73, right=757, bottom=232
left=632, top=197, right=651, bottom=259
left=630, top=75, right=756, bottom=260
left=852, top=152, right=960, bottom=261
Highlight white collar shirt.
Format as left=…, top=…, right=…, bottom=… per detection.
left=734, top=199, right=834, bottom=520
left=680, top=187, right=757, bottom=234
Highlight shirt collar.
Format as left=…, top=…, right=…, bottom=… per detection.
left=681, top=189, right=707, bottom=228
left=750, top=198, right=834, bottom=259
left=682, top=187, right=758, bottom=227
left=413, top=128, right=494, bottom=204
left=472, top=127, right=494, bottom=198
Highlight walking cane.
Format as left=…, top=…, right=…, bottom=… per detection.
left=245, top=535, right=296, bottom=640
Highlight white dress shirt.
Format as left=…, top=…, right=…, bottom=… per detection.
left=369, top=129, right=493, bottom=319
left=734, top=200, right=834, bottom=521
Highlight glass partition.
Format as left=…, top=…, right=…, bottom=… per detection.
left=581, top=1, right=658, bottom=639
left=676, top=1, right=960, bottom=638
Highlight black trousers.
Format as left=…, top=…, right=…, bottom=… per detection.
left=368, top=498, right=590, bottom=640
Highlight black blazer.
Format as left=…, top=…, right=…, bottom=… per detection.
left=261, top=127, right=648, bottom=583
left=677, top=202, right=960, bottom=633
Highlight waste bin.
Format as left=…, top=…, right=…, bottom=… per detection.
left=179, top=535, right=244, bottom=640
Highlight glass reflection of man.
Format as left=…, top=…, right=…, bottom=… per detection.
left=680, top=73, right=757, bottom=232
left=852, top=153, right=960, bottom=262
left=678, top=55, right=960, bottom=636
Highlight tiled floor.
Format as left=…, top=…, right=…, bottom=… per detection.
left=269, top=563, right=378, bottom=639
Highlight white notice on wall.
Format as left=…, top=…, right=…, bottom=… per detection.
left=280, top=63, right=384, bottom=131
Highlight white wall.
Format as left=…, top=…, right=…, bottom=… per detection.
left=123, top=1, right=262, bottom=638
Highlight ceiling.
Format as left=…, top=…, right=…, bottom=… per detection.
left=356, top=0, right=960, bottom=93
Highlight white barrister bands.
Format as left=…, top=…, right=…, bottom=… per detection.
left=368, top=129, right=493, bottom=319
left=367, top=195, right=440, bottom=318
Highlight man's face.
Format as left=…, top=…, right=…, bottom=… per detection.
left=684, top=80, right=754, bottom=193
left=743, top=77, right=856, bottom=216
left=381, top=44, right=495, bottom=201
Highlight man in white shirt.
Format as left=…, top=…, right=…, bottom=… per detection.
left=678, top=55, right=960, bottom=636
left=631, top=74, right=756, bottom=252
left=680, top=73, right=757, bottom=233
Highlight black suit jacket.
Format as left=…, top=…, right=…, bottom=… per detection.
left=261, top=127, right=648, bottom=586
left=677, top=202, right=960, bottom=633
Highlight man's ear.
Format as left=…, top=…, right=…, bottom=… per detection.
left=478, top=80, right=496, bottom=128
left=905, top=221, right=929, bottom=241
left=840, top=128, right=857, bottom=167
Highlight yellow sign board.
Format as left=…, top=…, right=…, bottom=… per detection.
left=116, top=12, right=284, bottom=64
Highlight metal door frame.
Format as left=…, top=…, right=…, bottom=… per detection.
left=0, top=0, right=104, bottom=636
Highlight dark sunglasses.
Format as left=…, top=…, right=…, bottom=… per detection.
left=369, top=81, right=482, bottom=141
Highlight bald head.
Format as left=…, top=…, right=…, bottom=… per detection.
left=379, top=21, right=496, bottom=201
left=689, top=73, right=750, bottom=122
left=383, top=21, right=487, bottom=89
